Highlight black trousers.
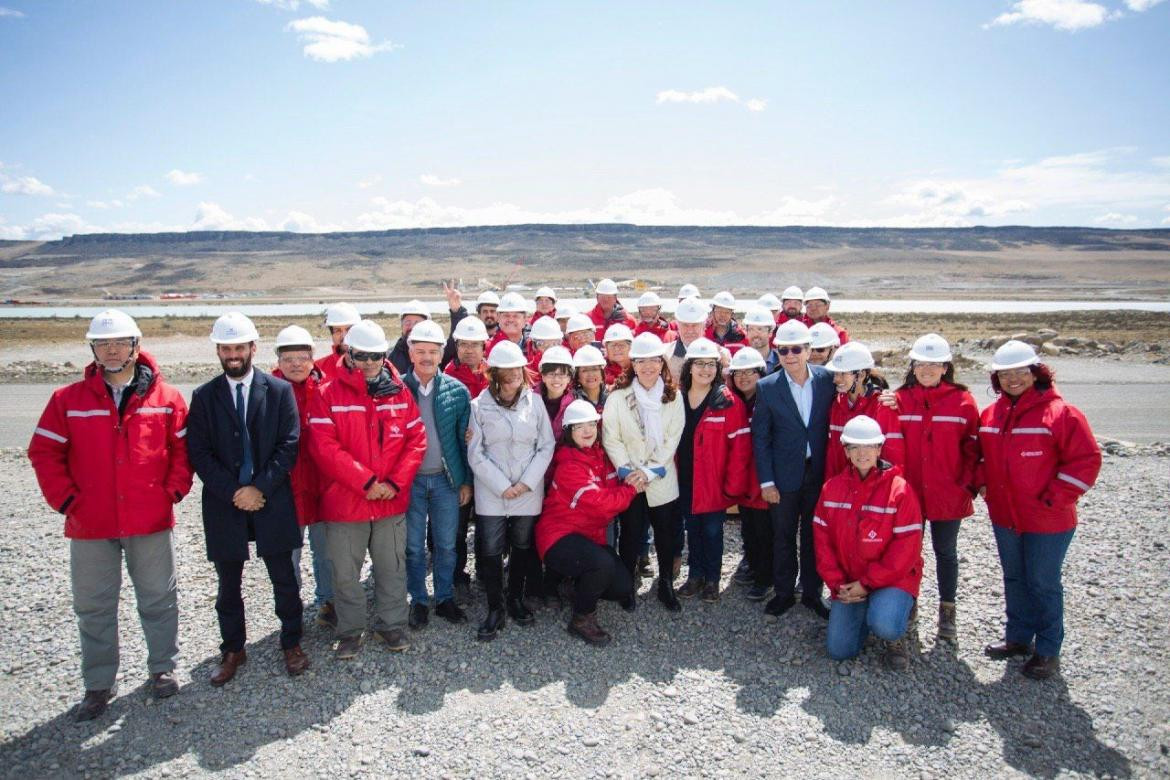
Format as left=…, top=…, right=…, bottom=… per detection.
left=769, top=462, right=824, bottom=600
left=543, top=533, right=632, bottom=614
left=214, top=552, right=303, bottom=652
left=455, top=501, right=473, bottom=585
left=617, top=494, right=679, bottom=583
left=740, top=506, right=774, bottom=587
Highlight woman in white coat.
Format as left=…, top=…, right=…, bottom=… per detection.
left=603, top=333, right=685, bottom=612
left=468, top=341, right=555, bottom=640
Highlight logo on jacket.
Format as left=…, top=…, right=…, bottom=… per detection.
left=867, top=530, right=877, bottom=540
left=1020, top=450, right=1044, bottom=457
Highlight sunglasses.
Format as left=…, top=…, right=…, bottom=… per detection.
left=350, top=351, right=384, bottom=363
left=776, top=346, right=804, bottom=356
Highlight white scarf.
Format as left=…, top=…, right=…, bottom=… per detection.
left=633, top=378, right=665, bottom=453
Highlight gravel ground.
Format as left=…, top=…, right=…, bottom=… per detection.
left=0, top=447, right=1167, bottom=779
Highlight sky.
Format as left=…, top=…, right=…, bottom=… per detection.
left=1, top=0, right=1169, bottom=239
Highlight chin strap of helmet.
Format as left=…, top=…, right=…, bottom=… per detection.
left=91, top=338, right=139, bottom=375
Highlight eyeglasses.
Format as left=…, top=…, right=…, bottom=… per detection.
left=278, top=354, right=313, bottom=364
left=350, top=351, right=384, bottom=363
left=810, top=347, right=832, bottom=354
left=91, top=338, right=135, bottom=350
left=691, top=360, right=718, bottom=369
left=776, top=346, right=804, bottom=356
left=996, top=367, right=1032, bottom=379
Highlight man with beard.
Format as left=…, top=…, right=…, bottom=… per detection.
left=742, top=306, right=781, bottom=374
left=588, top=278, right=637, bottom=341
left=187, top=313, right=308, bottom=685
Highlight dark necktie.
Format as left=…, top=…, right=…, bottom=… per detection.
left=235, top=382, right=253, bottom=484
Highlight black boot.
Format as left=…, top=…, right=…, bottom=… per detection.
left=506, top=546, right=536, bottom=625
left=657, top=580, right=682, bottom=612
left=477, top=554, right=506, bottom=641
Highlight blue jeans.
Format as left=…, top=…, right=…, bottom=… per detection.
left=826, top=587, right=915, bottom=660
left=405, top=472, right=461, bottom=605
left=292, top=522, right=334, bottom=606
left=683, top=511, right=726, bottom=583
left=993, top=525, right=1075, bottom=656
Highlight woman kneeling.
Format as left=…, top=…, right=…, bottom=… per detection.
left=814, top=415, right=924, bottom=670
left=536, top=400, right=641, bottom=646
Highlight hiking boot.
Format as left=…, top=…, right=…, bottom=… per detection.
left=334, top=634, right=362, bottom=660
left=883, top=637, right=910, bottom=671
left=677, top=579, right=702, bottom=599
left=1022, top=653, right=1060, bottom=680
left=73, top=689, right=113, bottom=722
left=506, top=596, right=535, bottom=626
left=937, top=601, right=957, bottom=642
left=314, top=602, right=337, bottom=629
left=700, top=581, right=720, bottom=603
left=150, top=672, right=179, bottom=699
left=374, top=628, right=410, bottom=652
left=477, top=607, right=506, bottom=641
left=567, top=612, right=612, bottom=647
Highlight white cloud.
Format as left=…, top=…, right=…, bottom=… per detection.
left=279, top=210, right=341, bottom=232
left=1093, top=212, right=1139, bottom=224
left=357, top=174, right=382, bottom=189
left=255, top=0, right=329, bottom=9
left=127, top=184, right=160, bottom=200
left=987, top=0, right=1119, bottom=31
left=1152, top=155, right=1170, bottom=167
left=86, top=199, right=124, bottom=210
left=656, top=86, right=767, bottom=112
left=286, top=16, right=397, bottom=62
left=0, top=7, right=25, bottom=18
left=1124, top=0, right=1166, bottom=10
left=166, top=169, right=204, bottom=186
left=1, top=174, right=55, bottom=196
left=191, top=202, right=268, bottom=231
left=419, top=173, right=462, bottom=188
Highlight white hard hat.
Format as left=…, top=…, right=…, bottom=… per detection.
left=565, top=313, right=595, bottom=335
left=344, top=320, right=390, bottom=353
left=826, top=341, right=874, bottom=373
left=556, top=303, right=579, bottom=320
left=274, top=325, right=314, bottom=351
left=711, top=290, right=736, bottom=310
left=908, top=333, right=952, bottom=363
left=684, top=337, right=721, bottom=360
left=637, top=291, right=662, bottom=309
left=400, top=299, right=430, bottom=318
left=573, top=345, right=607, bottom=369
left=629, top=332, right=666, bottom=359
left=742, top=306, right=775, bottom=328
left=757, top=293, right=782, bottom=310
left=674, top=296, right=710, bottom=324
left=678, top=283, right=700, bottom=300
left=476, top=290, right=501, bottom=307
left=86, top=309, right=141, bottom=340
left=323, top=302, right=361, bottom=327
left=210, top=312, right=260, bottom=345
left=840, top=415, right=886, bottom=446
left=407, top=319, right=445, bottom=344
left=539, top=345, right=574, bottom=369
left=773, top=319, right=812, bottom=346
left=781, top=286, right=804, bottom=302
left=595, top=278, right=619, bottom=295
left=534, top=286, right=558, bottom=301
left=603, top=323, right=634, bottom=343
left=804, top=286, right=830, bottom=303
left=991, top=340, right=1041, bottom=371
left=730, top=347, right=766, bottom=371
left=453, top=316, right=489, bottom=342
left=529, top=316, right=564, bottom=342
left=497, top=292, right=528, bottom=313
left=486, top=340, right=528, bottom=369
left=562, top=398, right=601, bottom=427
left=808, top=322, right=842, bottom=349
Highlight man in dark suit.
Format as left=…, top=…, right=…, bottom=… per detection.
left=187, top=312, right=309, bottom=684
left=750, top=320, right=834, bottom=620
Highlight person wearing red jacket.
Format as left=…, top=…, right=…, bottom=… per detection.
left=633, top=291, right=676, bottom=343
left=588, top=278, right=637, bottom=341
left=28, top=311, right=192, bottom=721
left=529, top=286, right=558, bottom=324
left=315, top=302, right=361, bottom=381
left=307, top=320, right=427, bottom=660
left=801, top=287, right=849, bottom=344
left=889, top=333, right=978, bottom=644
left=727, top=347, right=774, bottom=602
left=537, top=400, right=640, bottom=646
left=705, top=291, right=748, bottom=350
left=814, top=415, right=923, bottom=670
left=602, top=323, right=634, bottom=387
left=271, top=325, right=335, bottom=630
left=824, top=342, right=902, bottom=480
left=674, top=338, right=752, bottom=603
left=976, top=341, right=1101, bottom=680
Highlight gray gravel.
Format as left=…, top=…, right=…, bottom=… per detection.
left=0, top=447, right=1167, bottom=778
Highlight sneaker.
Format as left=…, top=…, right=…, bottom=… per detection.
left=334, top=634, right=362, bottom=660
left=315, top=602, right=338, bottom=629
left=73, top=689, right=113, bottom=722
left=374, top=628, right=410, bottom=652
left=677, top=579, right=702, bottom=599
left=745, top=584, right=772, bottom=602
left=700, top=582, right=720, bottom=603
left=883, top=637, right=910, bottom=671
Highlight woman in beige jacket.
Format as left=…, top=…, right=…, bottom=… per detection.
left=603, top=333, right=685, bottom=612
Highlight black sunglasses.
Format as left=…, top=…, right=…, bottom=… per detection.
left=349, top=350, right=384, bottom=363
left=776, top=346, right=804, bottom=356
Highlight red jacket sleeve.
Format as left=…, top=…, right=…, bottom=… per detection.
left=813, top=496, right=848, bottom=596
left=875, top=404, right=904, bottom=468
left=957, top=392, right=981, bottom=490
left=560, top=460, right=637, bottom=522
left=1042, top=404, right=1101, bottom=509
left=385, top=392, right=428, bottom=492
left=722, top=397, right=753, bottom=502
left=307, top=390, right=376, bottom=495
left=860, top=483, right=923, bottom=592
left=163, top=391, right=194, bottom=502
left=27, top=391, right=78, bottom=513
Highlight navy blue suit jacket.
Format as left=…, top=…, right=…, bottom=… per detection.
left=750, top=365, right=835, bottom=493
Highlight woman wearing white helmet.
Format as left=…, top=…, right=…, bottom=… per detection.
left=814, top=415, right=924, bottom=671
left=824, top=342, right=902, bottom=481
left=602, top=333, right=686, bottom=611
left=445, top=315, right=490, bottom=400
left=977, top=341, right=1100, bottom=680
left=536, top=400, right=642, bottom=646
left=573, top=345, right=609, bottom=415
left=467, top=341, right=555, bottom=640
left=530, top=287, right=558, bottom=324
left=674, top=339, right=752, bottom=604
left=891, top=333, right=979, bottom=644
left=807, top=322, right=842, bottom=367
left=564, top=313, right=597, bottom=354
left=602, top=323, right=634, bottom=386
left=537, top=346, right=576, bottom=439
left=726, top=347, right=774, bottom=602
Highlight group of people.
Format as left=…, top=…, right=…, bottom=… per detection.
left=29, top=280, right=1101, bottom=723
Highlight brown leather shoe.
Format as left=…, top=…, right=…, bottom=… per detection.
left=150, top=671, right=179, bottom=699
left=210, top=650, right=247, bottom=687
left=314, top=602, right=338, bottom=630
left=983, top=640, right=1033, bottom=660
left=568, top=612, right=611, bottom=647
left=1022, top=653, right=1060, bottom=680
left=283, top=645, right=310, bottom=676
left=74, top=689, right=113, bottom=722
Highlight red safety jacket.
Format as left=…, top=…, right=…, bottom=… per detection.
left=802, top=315, right=850, bottom=344
left=314, top=346, right=347, bottom=381
left=976, top=386, right=1100, bottom=534
left=28, top=351, right=193, bottom=540
left=308, top=361, right=426, bottom=521
left=535, top=443, right=635, bottom=559
left=826, top=391, right=905, bottom=480
left=528, top=309, right=558, bottom=326
left=484, top=330, right=536, bottom=360
left=704, top=319, right=747, bottom=346
left=894, top=382, right=980, bottom=521
left=685, top=386, right=754, bottom=513
left=444, top=358, right=489, bottom=399
left=634, top=318, right=677, bottom=342
left=604, top=360, right=629, bottom=386
left=272, top=367, right=324, bottom=526
left=813, top=464, right=924, bottom=599
left=736, top=394, right=768, bottom=510
left=588, top=303, right=637, bottom=342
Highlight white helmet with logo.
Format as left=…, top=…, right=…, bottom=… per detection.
left=742, top=306, right=775, bottom=328
left=572, top=345, right=607, bottom=369
left=711, top=291, right=736, bottom=311
left=407, top=319, right=446, bottom=344
left=324, top=302, right=361, bottom=327
left=826, top=341, right=875, bottom=373
left=629, top=332, right=666, bottom=359
left=86, top=309, right=142, bottom=341
left=908, top=333, right=952, bottom=363
left=594, top=278, right=619, bottom=295
left=274, top=325, right=314, bottom=351
left=475, top=290, right=501, bottom=308
left=344, top=320, right=390, bottom=353
left=684, top=337, right=721, bottom=360
left=757, top=293, right=782, bottom=310
left=804, top=286, right=830, bottom=303
left=840, top=415, right=885, bottom=446
left=809, top=322, right=842, bottom=349
left=730, top=346, right=766, bottom=371
left=603, top=323, right=634, bottom=343
left=556, top=303, right=578, bottom=320
left=562, top=399, right=602, bottom=426
left=677, top=283, right=700, bottom=300
left=539, top=345, right=574, bottom=369
left=530, top=316, right=564, bottom=342
left=535, top=286, right=558, bottom=301
left=400, top=299, right=430, bottom=318
left=674, top=296, right=710, bottom=324
left=486, top=340, right=528, bottom=369
left=210, top=312, right=260, bottom=345
left=565, top=313, right=595, bottom=335
left=773, top=319, right=812, bottom=346
left=991, top=339, right=1040, bottom=371
left=497, top=292, right=528, bottom=313
left=781, top=285, right=804, bottom=302
left=453, top=316, right=489, bottom=342
left=637, top=291, right=662, bottom=309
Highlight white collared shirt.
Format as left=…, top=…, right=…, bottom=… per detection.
left=417, top=376, right=435, bottom=397
left=785, top=368, right=814, bottom=458
left=227, top=369, right=255, bottom=424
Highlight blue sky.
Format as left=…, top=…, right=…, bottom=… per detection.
left=1, top=0, right=1168, bottom=239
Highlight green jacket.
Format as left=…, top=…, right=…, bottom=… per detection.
left=404, top=371, right=472, bottom=489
